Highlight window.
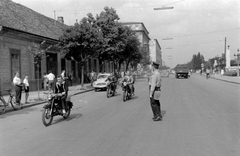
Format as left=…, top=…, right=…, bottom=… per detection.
left=10, top=49, right=21, bottom=80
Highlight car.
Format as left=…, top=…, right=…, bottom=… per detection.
left=161, top=69, right=169, bottom=77
left=93, top=73, right=111, bottom=91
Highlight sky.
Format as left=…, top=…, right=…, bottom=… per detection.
left=12, top=0, right=240, bottom=67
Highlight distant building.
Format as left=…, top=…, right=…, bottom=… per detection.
left=149, top=39, right=162, bottom=66
left=121, top=22, right=151, bottom=70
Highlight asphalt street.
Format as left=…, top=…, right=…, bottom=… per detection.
left=0, top=74, right=239, bottom=156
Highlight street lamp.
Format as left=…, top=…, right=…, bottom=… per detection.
left=162, top=38, right=173, bottom=40
left=154, top=6, right=174, bottom=10
left=234, top=49, right=240, bottom=76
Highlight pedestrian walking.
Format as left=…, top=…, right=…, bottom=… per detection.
left=149, top=62, right=162, bottom=121
left=13, top=72, right=23, bottom=105
left=47, top=70, right=55, bottom=92
left=23, top=75, right=29, bottom=104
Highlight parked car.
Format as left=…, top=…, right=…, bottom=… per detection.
left=161, top=69, right=169, bottom=77
left=93, top=73, right=111, bottom=91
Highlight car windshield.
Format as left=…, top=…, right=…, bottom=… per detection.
left=98, top=75, right=108, bottom=79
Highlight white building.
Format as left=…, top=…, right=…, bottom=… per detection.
left=149, top=39, right=162, bottom=66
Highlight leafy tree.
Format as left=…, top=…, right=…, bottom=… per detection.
left=95, top=7, right=127, bottom=72
left=139, top=45, right=151, bottom=67
left=28, top=40, right=52, bottom=99
left=119, top=26, right=142, bottom=71
left=191, top=52, right=205, bottom=70
left=59, top=13, right=100, bottom=89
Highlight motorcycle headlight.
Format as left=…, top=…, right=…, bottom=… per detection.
left=123, top=82, right=127, bottom=86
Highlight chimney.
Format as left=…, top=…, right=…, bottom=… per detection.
left=57, top=16, right=64, bottom=24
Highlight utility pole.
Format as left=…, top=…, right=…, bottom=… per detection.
left=224, top=37, right=226, bottom=65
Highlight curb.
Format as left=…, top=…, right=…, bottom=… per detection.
left=5, top=88, right=95, bottom=114
left=200, top=74, right=240, bottom=85
left=210, top=77, right=240, bottom=85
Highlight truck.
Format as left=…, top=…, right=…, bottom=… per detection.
left=175, top=65, right=189, bottom=79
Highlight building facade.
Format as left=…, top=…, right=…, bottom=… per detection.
left=121, top=22, right=151, bottom=70
left=0, top=0, right=79, bottom=91
left=149, top=39, right=162, bottom=65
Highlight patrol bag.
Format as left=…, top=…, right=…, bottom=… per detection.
left=153, top=87, right=161, bottom=100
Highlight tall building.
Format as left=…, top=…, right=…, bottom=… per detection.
left=121, top=22, right=151, bottom=70
left=149, top=39, right=162, bottom=65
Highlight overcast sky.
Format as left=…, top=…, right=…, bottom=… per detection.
left=12, top=0, right=240, bottom=67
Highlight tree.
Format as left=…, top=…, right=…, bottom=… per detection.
left=119, top=26, right=142, bottom=71
left=59, top=13, right=100, bottom=89
left=139, top=45, right=151, bottom=67
left=95, top=7, right=127, bottom=72
left=191, top=52, right=205, bottom=70
left=28, top=40, right=52, bottom=100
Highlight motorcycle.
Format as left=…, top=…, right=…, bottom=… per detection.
left=42, top=92, right=73, bottom=126
left=106, top=81, right=116, bottom=98
left=121, top=82, right=132, bottom=102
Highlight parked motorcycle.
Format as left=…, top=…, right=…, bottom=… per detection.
left=42, top=93, right=73, bottom=126
left=121, top=82, right=132, bottom=102
left=106, top=81, right=116, bottom=98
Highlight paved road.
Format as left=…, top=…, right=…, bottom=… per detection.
left=0, top=75, right=239, bottom=156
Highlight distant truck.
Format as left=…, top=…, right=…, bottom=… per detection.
left=175, top=65, right=189, bottom=79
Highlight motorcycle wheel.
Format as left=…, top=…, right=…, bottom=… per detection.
left=106, top=88, right=110, bottom=98
left=63, top=107, right=71, bottom=119
left=112, top=89, right=115, bottom=96
left=42, top=108, right=53, bottom=126
left=123, top=91, right=127, bottom=102
left=128, top=92, right=131, bottom=99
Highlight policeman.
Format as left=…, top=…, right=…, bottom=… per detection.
left=149, top=62, right=162, bottom=121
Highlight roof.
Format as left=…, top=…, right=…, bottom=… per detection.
left=121, top=22, right=149, bottom=34
left=0, top=0, right=67, bottom=40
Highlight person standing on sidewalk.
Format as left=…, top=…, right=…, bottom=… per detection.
left=149, top=62, right=162, bottom=121
left=13, top=72, right=23, bottom=105
left=47, top=70, right=55, bottom=92
left=23, top=76, right=29, bottom=104
left=43, top=72, right=48, bottom=91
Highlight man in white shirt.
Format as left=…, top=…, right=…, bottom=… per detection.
left=13, top=72, right=22, bottom=105
left=47, top=70, right=55, bottom=92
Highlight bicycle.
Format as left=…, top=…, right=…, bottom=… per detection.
left=0, top=89, right=22, bottom=114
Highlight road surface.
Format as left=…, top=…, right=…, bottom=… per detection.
left=0, top=74, right=239, bottom=156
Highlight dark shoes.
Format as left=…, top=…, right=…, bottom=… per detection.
left=153, top=116, right=162, bottom=121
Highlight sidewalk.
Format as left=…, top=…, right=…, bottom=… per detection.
left=201, top=73, right=240, bottom=84
left=2, top=83, right=94, bottom=113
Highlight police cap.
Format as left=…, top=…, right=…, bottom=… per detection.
left=152, top=61, right=160, bottom=68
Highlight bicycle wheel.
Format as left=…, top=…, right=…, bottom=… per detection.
left=0, top=99, right=7, bottom=115
left=10, top=96, right=22, bottom=110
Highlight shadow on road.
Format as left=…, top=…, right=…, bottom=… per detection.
left=0, top=107, right=39, bottom=119
left=130, top=95, right=138, bottom=100
left=51, top=113, right=83, bottom=125
left=161, top=110, right=166, bottom=117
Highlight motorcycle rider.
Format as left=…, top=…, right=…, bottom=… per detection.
left=122, top=71, right=134, bottom=95
left=106, top=72, right=117, bottom=92
left=55, top=75, right=68, bottom=116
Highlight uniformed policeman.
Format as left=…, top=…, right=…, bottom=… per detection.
left=149, top=62, right=162, bottom=121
